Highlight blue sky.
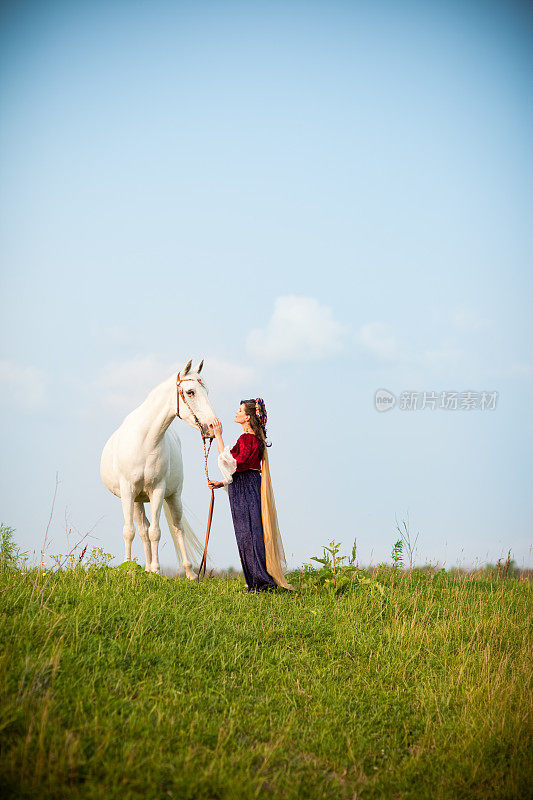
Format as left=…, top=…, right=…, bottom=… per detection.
left=1, top=0, right=532, bottom=571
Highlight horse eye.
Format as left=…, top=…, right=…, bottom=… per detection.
left=187, top=390, right=195, bottom=396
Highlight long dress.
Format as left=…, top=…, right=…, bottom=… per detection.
left=218, top=433, right=278, bottom=592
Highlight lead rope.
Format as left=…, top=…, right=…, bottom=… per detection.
left=197, top=434, right=214, bottom=580
left=176, top=373, right=214, bottom=580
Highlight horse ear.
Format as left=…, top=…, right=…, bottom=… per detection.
left=196, top=359, right=204, bottom=374
left=182, top=359, right=192, bottom=376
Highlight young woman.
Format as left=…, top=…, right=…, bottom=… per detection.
left=208, top=398, right=294, bottom=593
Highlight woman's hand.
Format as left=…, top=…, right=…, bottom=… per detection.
left=209, top=417, right=226, bottom=455
left=209, top=418, right=223, bottom=437
left=208, top=480, right=225, bottom=489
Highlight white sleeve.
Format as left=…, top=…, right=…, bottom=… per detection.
left=218, top=445, right=237, bottom=486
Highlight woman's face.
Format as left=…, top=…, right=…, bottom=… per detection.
left=234, top=403, right=250, bottom=425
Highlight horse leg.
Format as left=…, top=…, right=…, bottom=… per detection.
left=134, top=502, right=152, bottom=571
left=148, top=484, right=165, bottom=574
left=164, top=493, right=196, bottom=581
left=120, top=483, right=135, bottom=562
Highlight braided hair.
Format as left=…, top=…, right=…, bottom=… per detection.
left=240, top=397, right=271, bottom=449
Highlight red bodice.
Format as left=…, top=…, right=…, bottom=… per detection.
left=230, top=433, right=263, bottom=472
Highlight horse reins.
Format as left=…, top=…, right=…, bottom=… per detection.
left=175, top=371, right=214, bottom=580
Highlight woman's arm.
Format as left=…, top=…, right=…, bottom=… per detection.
left=209, top=418, right=225, bottom=454
left=216, top=444, right=238, bottom=486
left=208, top=418, right=238, bottom=489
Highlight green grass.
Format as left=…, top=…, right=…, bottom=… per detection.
left=0, top=556, right=532, bottom=799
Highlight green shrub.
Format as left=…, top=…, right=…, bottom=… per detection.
left=0, top=523, right=23, bottom=573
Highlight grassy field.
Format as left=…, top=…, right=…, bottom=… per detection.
left=0, top=533, right=532, bottom=799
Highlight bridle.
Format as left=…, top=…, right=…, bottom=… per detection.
left=176, top=371, right=206, bottom=422
left=176, top=371, right=214, bottom=580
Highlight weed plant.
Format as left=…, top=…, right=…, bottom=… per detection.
left=0, top=526, right=531, bottom=799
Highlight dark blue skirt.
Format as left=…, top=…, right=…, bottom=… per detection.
left=228, top=469, right=278, bottom=593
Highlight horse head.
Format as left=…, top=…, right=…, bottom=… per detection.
left=176, top=358, right=216, bottom=438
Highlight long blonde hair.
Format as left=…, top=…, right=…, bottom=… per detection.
left=255, top=411, right=294, bottom=591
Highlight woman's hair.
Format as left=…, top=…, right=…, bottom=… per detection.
left=240, top=398, right=271, bottom=449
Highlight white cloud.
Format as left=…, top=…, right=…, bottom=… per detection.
left=451, top=306, right=490, bottom=332
left=507, top=363, right=532, bottom=378
left=485, top=362, right=533, bottom=380
left=246, top=296, right=347, bottom=363
left=355, top=322, right=465, bottom=378
left=0, top=360, right=46, bottom=410
left=414, top=345, right=463, bottom=370
left=356, top=322, right=399, bottom=362
left=203, top=356, right=256, bottom=392
left=90, top=322, right=134, bottom=347
left=92, top=353, right=256, bottom=415
left=94, top=355, right=176, bottom=412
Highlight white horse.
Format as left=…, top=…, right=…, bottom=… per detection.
left=100, top=359, right=216, bottom=578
